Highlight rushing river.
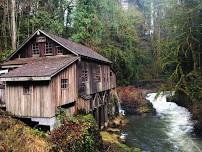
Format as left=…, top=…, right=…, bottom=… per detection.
left=122, top=93, right=202, bottom=152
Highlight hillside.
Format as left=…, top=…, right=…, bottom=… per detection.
left=0, top=109, right=50, bottom=152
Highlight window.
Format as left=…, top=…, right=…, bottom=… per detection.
left=32, top=43, right=39, bottom=55
left=61, top=79, right=68, bottom=89
left=95, top=66, right=101, bottom=82
left=23, top=85, right=31, bottom=95
left=103, top=73, right=106, bottom=82
left=56, top=46, right=63, bottom=54
left=45, top=42, right=53, bottom=55
left=81, top=69, right=88, bottom=83
left=110, top=71, right=112, bottom=76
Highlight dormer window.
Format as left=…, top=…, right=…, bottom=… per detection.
left=32, top=43, right=39, bottom=55
left=56, top=46, right=63, bottom=55
left=45, top=42, right=53, bottom=55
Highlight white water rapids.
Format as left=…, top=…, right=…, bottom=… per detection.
left=146, top=93, right=202, bottom=152
left=122, top=92, right=202, bottom=152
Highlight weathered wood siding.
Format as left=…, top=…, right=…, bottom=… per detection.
left=76, top=98, right=91, bottom=113
left=5, top=81, right=52, bottom=117
left=78, top=61, right=116, bottom=96
left=50, top=63, right=77, bottom=115
left=0, top=88, right=5, bottom=104
left=110, top=70, right=116, bottom=89
left=5, top=63, right=77, bottom=118
left=11, top=34, right=73, bottom=60
left=0, top=83, right=5, bottom=104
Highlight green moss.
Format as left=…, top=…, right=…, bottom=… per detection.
left=112, top=143, right=141, bottom=152
left=101, top=131, right=141, bottom=152
left=0, top=110, right=50, bottom=152
left=101, top=131, right=119, bottom=143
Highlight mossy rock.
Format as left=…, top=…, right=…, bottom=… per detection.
left=137, top=101, right=155, bottom=114
left=101, top=131, right=141, bottom=152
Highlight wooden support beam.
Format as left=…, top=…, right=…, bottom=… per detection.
left=97, top=93, right=103, bottom=106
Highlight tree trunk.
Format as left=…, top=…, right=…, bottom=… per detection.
left=11, top=0, right=16, bottom=51
left=2, top=1, right=7, bottom=50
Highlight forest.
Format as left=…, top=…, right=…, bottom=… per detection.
left=0, top=0, right=159, bottom=86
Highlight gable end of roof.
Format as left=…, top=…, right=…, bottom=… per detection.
left=6, top=29, right=111, bottom=64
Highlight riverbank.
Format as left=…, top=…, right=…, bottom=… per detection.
left=121, top=93, right=202, bottom=152
left=0, top=86, right=156, bottom=152
left=101, top=115, right=141, bottom=152
left=101, top=86, right=157, bottom=152
left=100, top=86, right=157, bottom=151
left=168, top=94, right=202, bottom=137
left=0, top=108, right=141, bottom=152
left=117, top=86, right=155, bottom=115
left=0, top=109, right=50, bottom=151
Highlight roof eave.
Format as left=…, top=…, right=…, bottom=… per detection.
left=1, top=56, right=79, bottom=82
left=6, top=30, right=40, bottom=61
left=50, top=56, right=79, bottom=78
left=39, top=30, right=79, bottom=56
left=0, top=76, right=51, bottom=82
left=80, top=55, right=112, bottom=64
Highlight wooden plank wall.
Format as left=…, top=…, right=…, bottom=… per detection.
left=0, top=86, right=5, bottom=104
left=76, top=97, right=91, bottom=113
left=50, top=63, right=77, bottom=115
left=5, top=81, right=52, bottom=117
left=110, top=70, right=116, bottom=89
left=5, top=63, right=77, bottom=118
left=78, top=61, right=116, bottom=96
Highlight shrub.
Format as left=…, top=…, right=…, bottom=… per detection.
left=49, top=114, right=102, bottom=152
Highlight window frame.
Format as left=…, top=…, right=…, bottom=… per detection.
left=32, top=43, right=39, bottom=56
left=95, top=65, right=101, bottom=82
left=61, top=79, right=68, bottom=89
left=23, top=85, right=32, bottom=95
left=81, top=69, right=88, bottom=83
left=56, top=46, right=63, bottom=55
left=45, top=42, right=53, bottom=55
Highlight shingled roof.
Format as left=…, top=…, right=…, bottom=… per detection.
left=1, top=56, right=79, bottom=81
left=7, top=29, right=111, bottom=63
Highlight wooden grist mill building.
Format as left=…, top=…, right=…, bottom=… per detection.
left=0, top=29, right=116, bottom=128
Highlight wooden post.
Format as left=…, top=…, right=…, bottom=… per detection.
left=104, top=103, right=108, bottom=127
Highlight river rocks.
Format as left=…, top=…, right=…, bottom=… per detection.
left=108, top=115, right=128, bottom=128
left=192, top=103, right=202, bottom=136
left=101, top=131, right=141, bottom=152
left=117, top=86, right=155, bottom=115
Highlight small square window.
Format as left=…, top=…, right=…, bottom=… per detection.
left=32, top=43, right=39, bottom=55
left=45, top=42, right=53, bottom=55
left=61, top=79, right=68, bottom=89
left=23, top=85, right=31, bottom=95
left=56, top=46, right=63, bottom=54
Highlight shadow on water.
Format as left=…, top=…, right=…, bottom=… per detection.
left=122, top=93, right=202, bottom=152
